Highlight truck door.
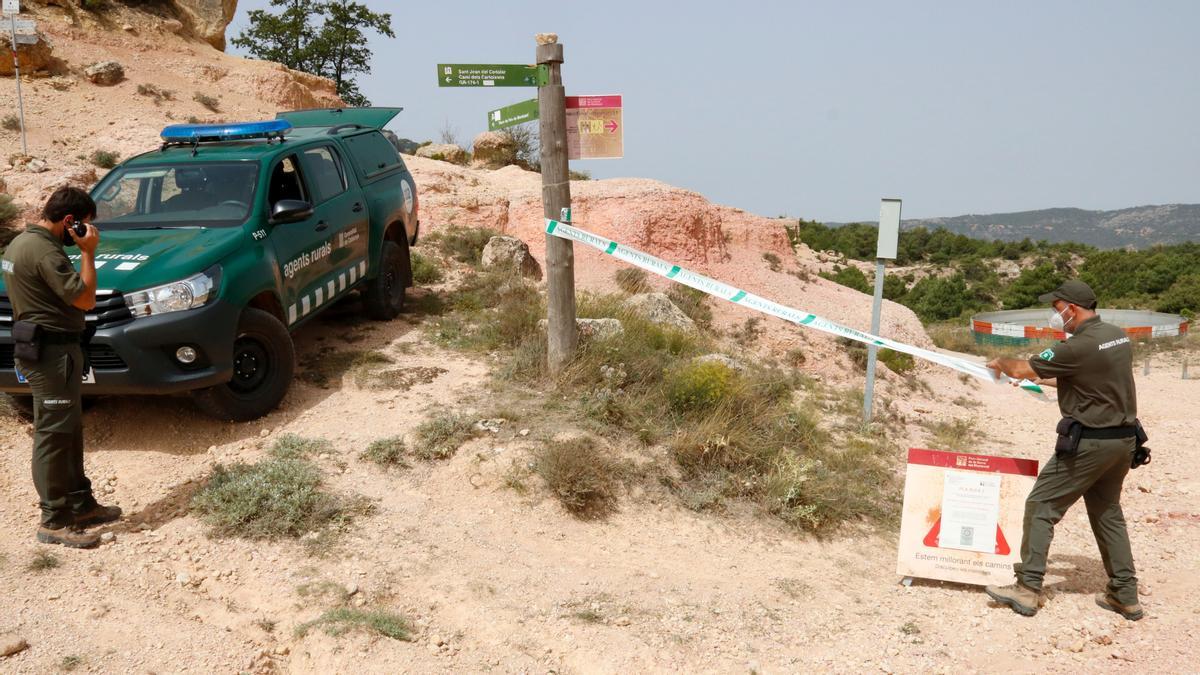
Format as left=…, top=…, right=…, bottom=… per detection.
left=265, top=153, right=332, bottom=326
left=296, top=145, right=369, bottom=305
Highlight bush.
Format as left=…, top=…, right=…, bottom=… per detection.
left=295, top=608, right=412, bottom=641
left=412, top=412, right=477, bottom=460
left=878, top=348, right=915, bottom=374
left=1156, top=274, right=1200, bottom=315
left=424, top=226, right=499, bottom=265
left=430, top=269, right=543, bottom=351
left=89, top=149, right=120, bottom=169
left=819, top=265, right=871, bottom=293
left=762, top=252, right=782, bottom=272
left=27, top=550, right=60, bottom=572
left=0, top=193, right=20, bottom=229
left=1001, top=263, right=1063, bottom=309
left=665, top=360, right=739, bottom=413
left=1, top=114, right=19, bottom=132
left=191, top=456, right=344, bottom=539
left=361, top=436, right=407, bottom=468
left=533, top=437, right=620, bottom=518
left=136, top=83, right=175, bottom=103
left=193, top=92, right=220, bottom=112
left=614, top=267, right=651, bottom=295
left=667, top=283, right=713, bottom=329
left=568, top=169, right=592, bottom=180
left=270, top=434, right=333, bottom=460
left=410, top=251, right=443, bottom=285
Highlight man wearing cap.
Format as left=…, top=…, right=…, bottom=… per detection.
left=983, top=280, right=1143, bottom=621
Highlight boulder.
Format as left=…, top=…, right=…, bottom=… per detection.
left=162, top=19, right=185, bottom=34
left=171, top=0, right=238, bottom=51
left=482, top=236, right=542, bottom=280
left=0, top=34, right=54, bottom=77
left=471, top=131, right=517, bottom=169
left=622, top=293, right=696, bottom=332
left=415, top=143, right=468, bottom=165
left=84, top=61, right=125, bottom=86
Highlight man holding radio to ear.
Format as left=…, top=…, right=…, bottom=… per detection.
left=2, top=186, right=121, bottom=549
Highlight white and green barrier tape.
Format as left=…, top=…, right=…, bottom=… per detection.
left=545, top=218, right=1048, bottom=399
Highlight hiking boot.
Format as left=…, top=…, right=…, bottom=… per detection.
left=1095, top=593, right=1144, bottom=621
left=74, top=503, right=122, bottom=528
left=36, top=525, right=100, bottom=549
left=986, top=582, right=1040, bottom=616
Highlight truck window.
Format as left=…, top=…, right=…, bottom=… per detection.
left=299, top=146, right=346, bottom=204
left=268, top=156, right=308, bottom=207
left=342, top=131, right=402, bottom=177
left=93, top=163, right=258, bottom=229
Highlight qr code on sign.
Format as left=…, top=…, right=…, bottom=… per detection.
left=960, top=526, right=974, bottom=547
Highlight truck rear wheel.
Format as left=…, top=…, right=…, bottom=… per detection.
left=192, top=308, right=295, bottom=422
left=363, top=240, right=408, bottom=320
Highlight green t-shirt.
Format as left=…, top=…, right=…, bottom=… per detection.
left=1, top=225, right=87, bottom=333
left=1028, top=316, right=1137, bottom=428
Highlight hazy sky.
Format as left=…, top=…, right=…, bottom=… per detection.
left=228, top=1, right=1200, bottom=222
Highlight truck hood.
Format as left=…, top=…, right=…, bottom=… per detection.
left=84, top=227, right=244, bottom=293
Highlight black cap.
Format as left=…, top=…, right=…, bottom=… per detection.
left=1038, top=280, right=1097, bottom=309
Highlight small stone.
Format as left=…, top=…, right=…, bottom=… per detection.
left=1111, top=650, right=1124, bottom=660
left=162, top=19, right=183, bottom=33
left=48, top=593, right=60, bottom=601
left=1140, top=584, right=1153, bottom=597
left=260, top=429, right=270, bottom=438
left=122, top=23, right=134, bottom=32
left=26, top=158, right=49, bottom=173
left=100, top=532, right=115, bottom=543
left=433, top=635, right=445, bottom=647
left=614, top=616, right=631, bottom=626
left=518, top=429, right=530, bottom=437
left=345, top=583, right=359, bottom=596
left=0, top=636, right=29, bottom=658
left=1069, top=639, right=1085, bottom=653
left=176, top=572, right=191, bottom=586
left=318, top=453, right=330, bottom=460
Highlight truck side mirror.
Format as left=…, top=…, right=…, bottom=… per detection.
left=269, top=199, right=313, bottom=225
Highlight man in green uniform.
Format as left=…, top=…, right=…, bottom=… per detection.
left=983, top=280, right=1142, bottom=620
left=2, top=186, right=121, bottom=548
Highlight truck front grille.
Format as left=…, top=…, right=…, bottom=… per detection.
left=0, top=292, right=133, bottom=330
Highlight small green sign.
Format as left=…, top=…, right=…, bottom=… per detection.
left=487, top=98, right=539, bottom=131
left=437, top=64, right=547, bottom=87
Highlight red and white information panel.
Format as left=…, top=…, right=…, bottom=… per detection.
left=566, top=95, right=622, bottom=160
left=897, top=448, right=1039, bottom=586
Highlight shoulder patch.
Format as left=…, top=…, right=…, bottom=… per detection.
left=1038, top=348, right=1055, bottom=361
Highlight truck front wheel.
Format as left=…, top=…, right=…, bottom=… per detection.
left=362, top=240, right=407, bottom=320
left=192, top=308, right=295, bottom=422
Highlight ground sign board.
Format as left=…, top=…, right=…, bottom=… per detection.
left=437, top=64, right=546, bottom=87
left=565, top=95, right=622, bottom=160
left=487, top=98, right=538, bottom=131
left=896, top=448, right=1038, bottom=586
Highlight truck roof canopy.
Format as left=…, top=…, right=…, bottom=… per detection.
left=277, top=107, right=403, bottom=130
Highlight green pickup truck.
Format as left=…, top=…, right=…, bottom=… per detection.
left=0, top=108, right=419, bottom=421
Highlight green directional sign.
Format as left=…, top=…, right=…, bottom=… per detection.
left=437, top=63, right=547, bottom=87
left=487, top=98, right=539, bottom=131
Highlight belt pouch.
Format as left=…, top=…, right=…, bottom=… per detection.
left=12, top=320, right=42, bottom=362
left=1055, top=417, right=1082, bottom=459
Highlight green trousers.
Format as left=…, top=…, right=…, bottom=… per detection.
left=17, top=342, right=95, bottom=528
left=1014, top=437, right=1138, bottom=605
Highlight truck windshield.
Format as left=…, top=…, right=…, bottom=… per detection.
left=92, top=163, right=259, bottom=229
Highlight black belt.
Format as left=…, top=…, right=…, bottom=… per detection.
left=1079, top=425, right=1137, bottom=440
left=40, top=331, right=82, bottom=345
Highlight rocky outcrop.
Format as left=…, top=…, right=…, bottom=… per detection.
left=482, top=236, right=542, bottom=280
left=623, top=293, right=696, bottom=333
left=0, top=33, right=55, bottom=76
left=172, top=0, right=238, bottom=51
left=416, top=144, right=469, bottom=165
left=471, top=132, right=517, bottom=169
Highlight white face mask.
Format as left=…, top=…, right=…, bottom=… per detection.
left=1049, top=306, right=1071, bottom=331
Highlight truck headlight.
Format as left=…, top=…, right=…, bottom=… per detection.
left=125, top=268, right=219, bottom=318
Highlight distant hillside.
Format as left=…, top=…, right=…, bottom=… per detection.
left=838, top=204, right=1200, bottom=249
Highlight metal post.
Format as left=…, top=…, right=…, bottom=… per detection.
left=863, top=259, right=886, bottom=423
left=1143, top=354, right=1150, bottom=376
left=537, top=35, right=576, bottom=374
left=9, top=14, right=27, bottom=155
left=1183, top=357, right=1189, bottom=380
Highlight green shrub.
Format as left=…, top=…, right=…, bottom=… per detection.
left=614, top=268, right=651, bottom=294
left=1156, top=274, right=1200, bottom=315
left=819, top=265, right=871, bottom=293
left=1, top=114, right=20, bottom=131
left=0, top=193, right=20, bottom=229
left=762, top=252, right=782, bottom=272
left=533, top=437, right=620, bottom=518
left=27, top=550, right=60, bottom=572
left=191, top=457, right=343, bottom=539
left=361, top=436, right=407, bottom=468
left=410, top=251, right=443, bottom=284
left=424, top=226, right=500, bottom=265
left=89, top=149, right=120, bottom=169
left=270, top=434, right=333, bottom=460
left=412, top=412, right=477, bottom=460
left=295, top=608, right=412, bottom=641
left=878, top=348, right=915, bottom=374
left=665, top=360, right=739, bottom=413
left=430, top=269, right=543, bottom=351
left=568, top=169, right=592, bottom=180
left=136, top=83, right=175, bottom=103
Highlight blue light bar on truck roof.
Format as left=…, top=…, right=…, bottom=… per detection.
left=160, top=119, right=293, bottom=144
